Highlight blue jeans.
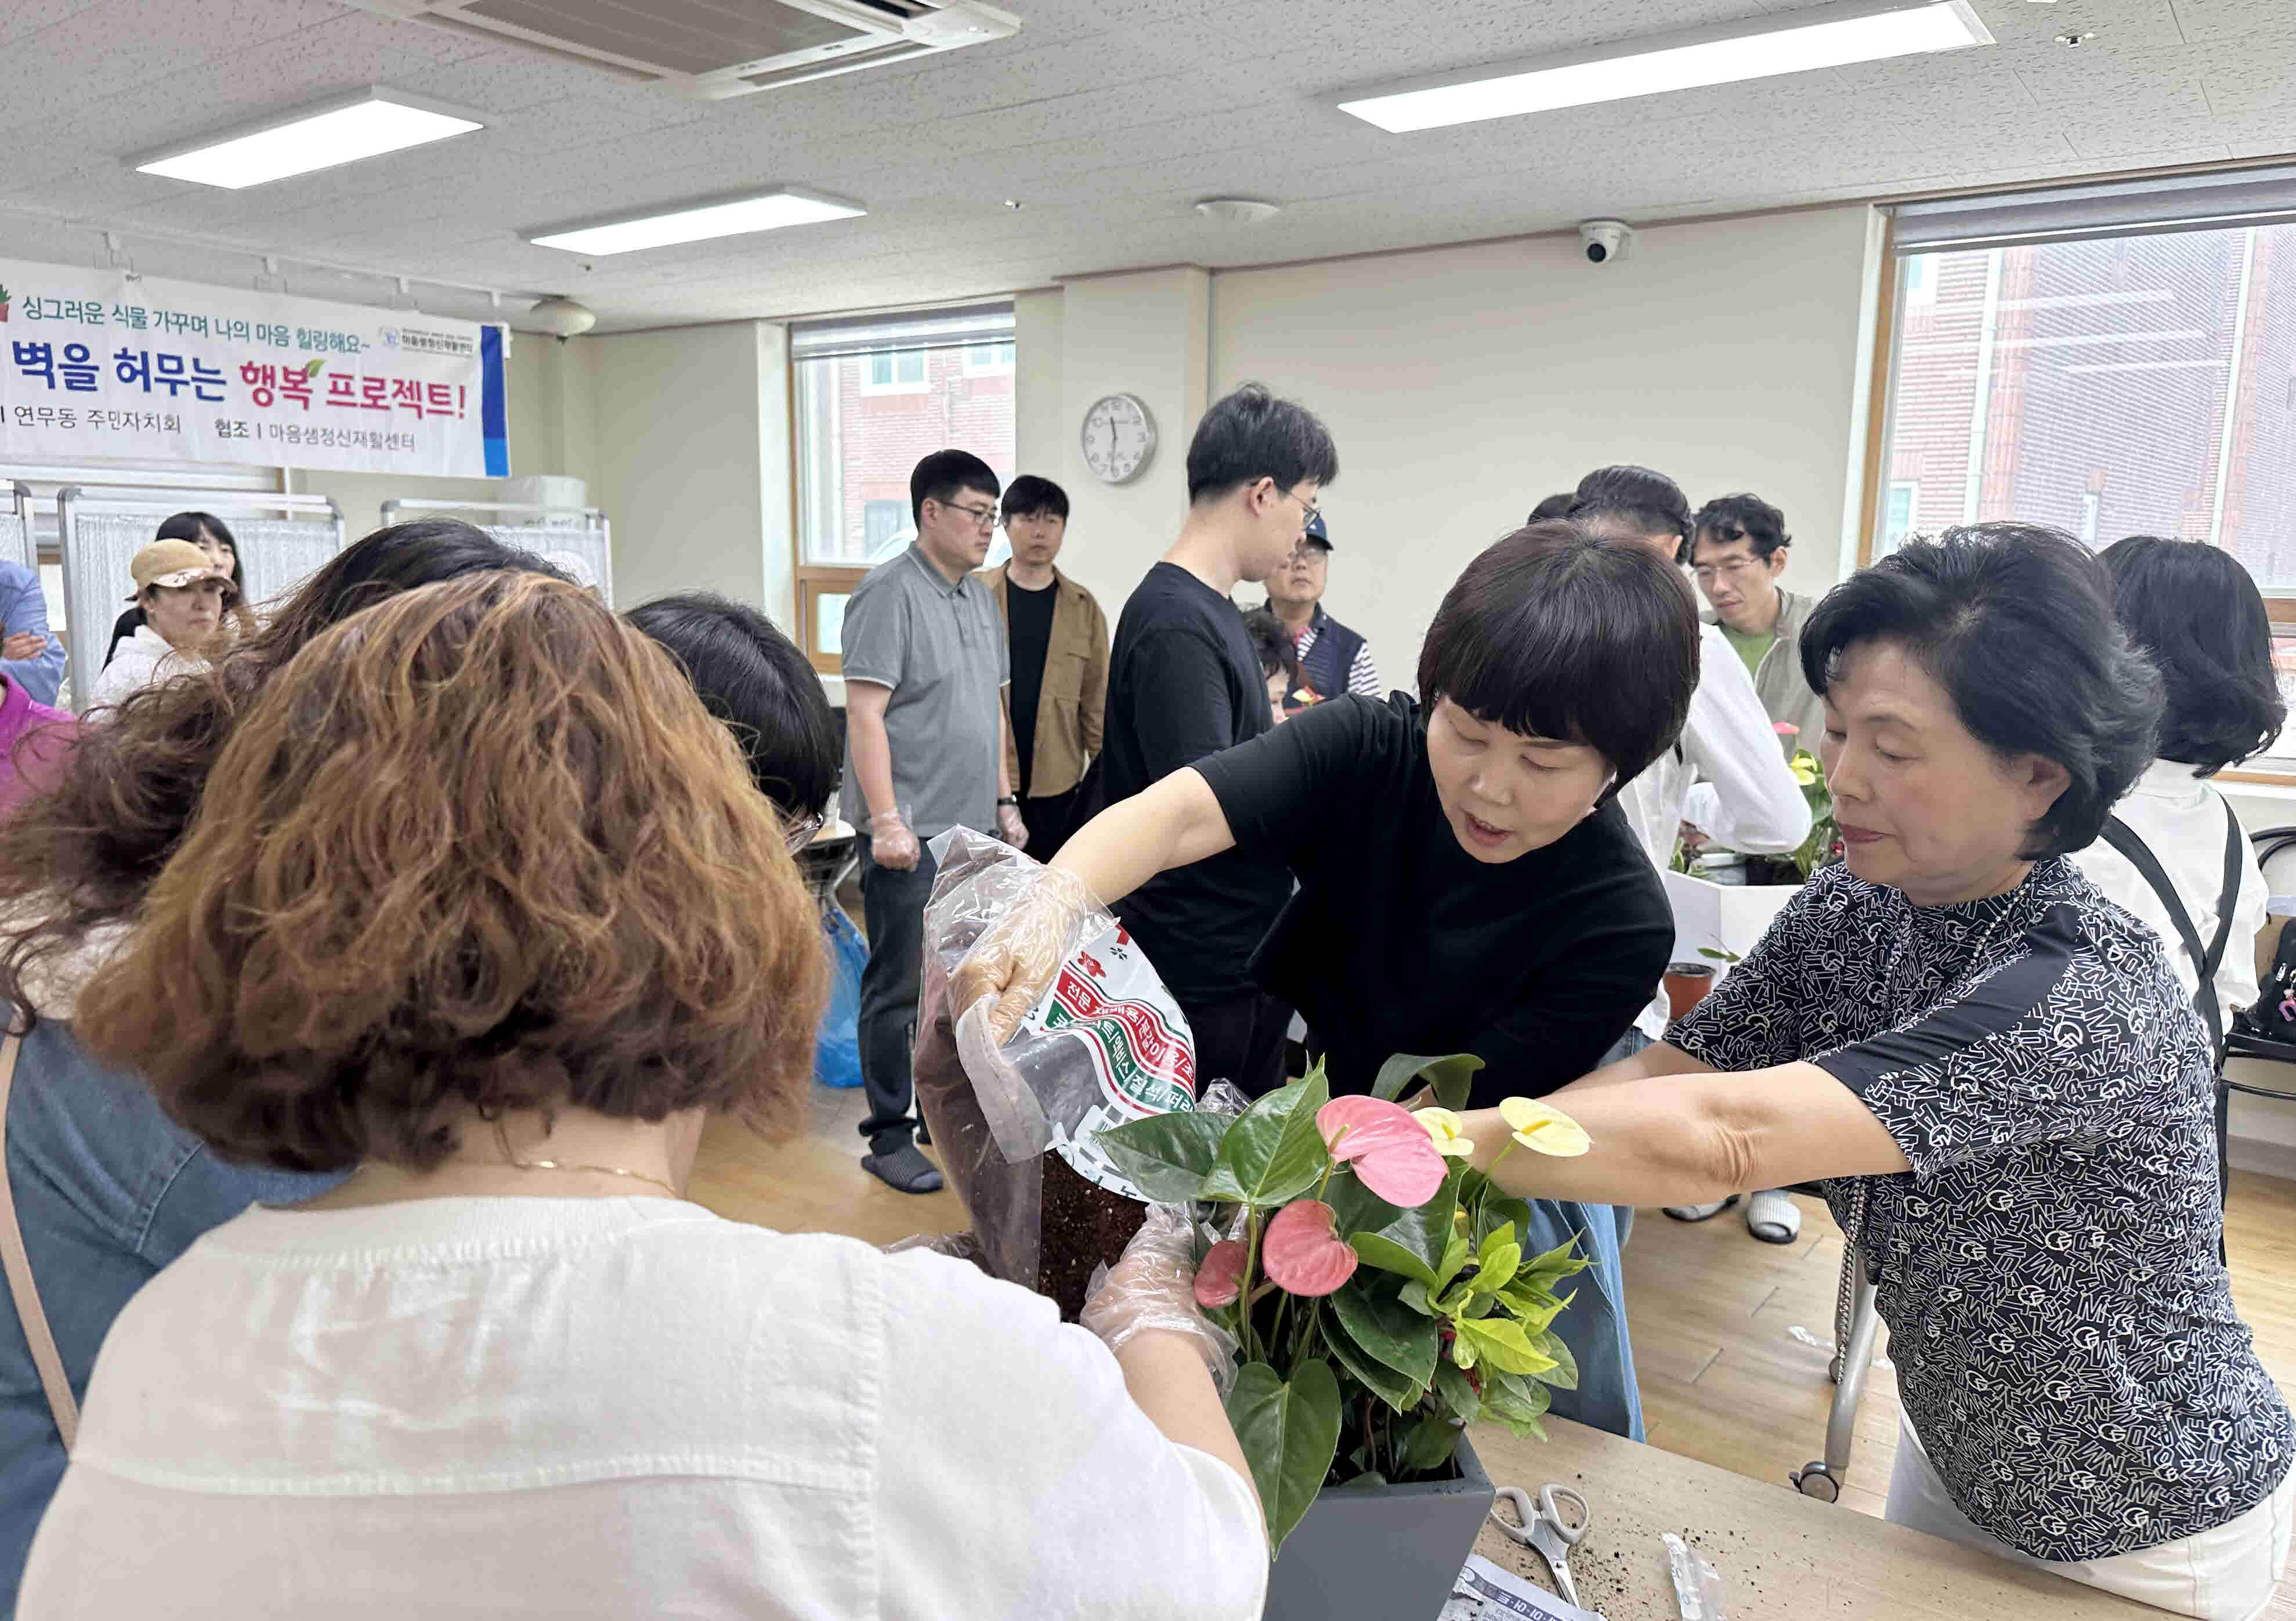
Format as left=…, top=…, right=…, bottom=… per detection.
left=0, top=1021, right=342, bottom=1615
left=1530, top=1024, right=1652, bottom=1442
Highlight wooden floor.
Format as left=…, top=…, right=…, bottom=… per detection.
left=689, top=1089, right=2296, bottom=1609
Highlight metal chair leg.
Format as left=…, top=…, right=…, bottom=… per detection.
left=1792, top=1241, right=1879, bottom=1502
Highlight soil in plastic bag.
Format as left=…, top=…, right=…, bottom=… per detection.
left=915, top=829, right=1199, bottom=1321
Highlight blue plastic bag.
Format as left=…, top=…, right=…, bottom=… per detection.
left=815, top=905, right=866, bottom=1089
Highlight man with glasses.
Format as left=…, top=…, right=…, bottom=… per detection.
left=1688, top=493, right=1824, bottom=753
left=1263, top=510, right=1380, bottom=714
left=1101, top=384, right=1338, bottom=1096
left=840, top=449, right=1026, bottom=1193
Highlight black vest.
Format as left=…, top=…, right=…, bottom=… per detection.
left=1290, top=606, right=1365, bottom=712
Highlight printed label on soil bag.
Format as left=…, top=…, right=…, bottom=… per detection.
left=1031, top=923, right=1197, bottom=1196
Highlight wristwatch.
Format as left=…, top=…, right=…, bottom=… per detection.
left=997, top=796, right=1019, bottom=808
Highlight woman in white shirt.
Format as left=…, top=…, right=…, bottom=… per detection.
left=21, top=573, right=1264, bottom=1621
left=85, top=539, right=232, bottom=709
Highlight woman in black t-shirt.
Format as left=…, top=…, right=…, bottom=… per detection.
left=957, top=520, right=1700, bottom=1441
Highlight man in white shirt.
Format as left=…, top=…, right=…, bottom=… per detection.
left=1563, top=465, right=1812, bottom=1244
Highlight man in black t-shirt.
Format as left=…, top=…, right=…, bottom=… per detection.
left=1100, top=384, right=1339, bottom=1096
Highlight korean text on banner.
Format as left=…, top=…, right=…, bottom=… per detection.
left=0, top=259, right=509, bottom=478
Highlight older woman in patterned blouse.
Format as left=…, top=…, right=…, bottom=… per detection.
left=1466, top=524, right=2293, bottom=1620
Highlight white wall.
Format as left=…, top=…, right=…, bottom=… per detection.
left=1210, top=207, right=1882, bottom=683
left=588, top=320, right=782, bottom=617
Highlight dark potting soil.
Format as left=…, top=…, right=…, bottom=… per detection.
left=1036, top=1151, right=1146, bottom=1322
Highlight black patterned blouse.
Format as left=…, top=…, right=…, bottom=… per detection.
left=1671, top=857, right=2293, bottom=1563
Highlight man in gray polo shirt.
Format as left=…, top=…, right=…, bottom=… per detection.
left=841, top=449, right=1027, bottom=1193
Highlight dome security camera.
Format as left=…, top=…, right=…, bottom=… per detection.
left=1578, top=219, right=1635, bottom=265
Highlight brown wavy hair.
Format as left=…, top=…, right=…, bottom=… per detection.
left=74, top=573, right=826, bottom=1173
left=0, top=520, right=551, bottom=1017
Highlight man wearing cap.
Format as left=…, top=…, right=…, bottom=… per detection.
left=87, top=540, right=233, bottom=709
left=1263, top=511, right=1380, bottom=714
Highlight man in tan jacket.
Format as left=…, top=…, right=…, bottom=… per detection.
left=982, top=475, right=1109, bottom=858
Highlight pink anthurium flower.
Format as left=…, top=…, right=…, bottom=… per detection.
left=1194, top=1239, right=1248, bottom=1309
left=1263, top=1200, right=1357, bottom=1296
left=1317, top=1095, right=1447, bottom=1207
left=1773, top=721, right=1799, bottom=737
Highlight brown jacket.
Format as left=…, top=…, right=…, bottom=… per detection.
left=981, top=562, right=1109, bottom=800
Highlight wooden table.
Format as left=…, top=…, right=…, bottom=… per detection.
left=1469, top=1417, right=2160, bottom=1619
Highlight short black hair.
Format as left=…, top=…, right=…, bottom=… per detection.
left=1568, top=465, right=1693, bottom=564
left=625, top=593, right=840, bottom=820
left=1418, top=519, right=1698, bottom=797
left=2102, top=536, right=2284, bottom=775
left=1527, top=492, right=1576, bottom=524
left=1800, top=524, right=2161, bottom=858
left=1001, top=474, right=1070, bottom=524
left=1691, top=493, right=1790, bottom=562
left=910, top=450, right=1001, bottom=528
left=1185, top=384, right=1339, bottom=505
left=156, top=510, right=244, bottom=589
left=1242, top=606, right=1303, bottom=692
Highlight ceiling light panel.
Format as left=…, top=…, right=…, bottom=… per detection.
left=526, top=189, right=867, bottom=255
left=133, top=88, right=485, bottom=189
left=1339, top=0, right=1992, bottom=134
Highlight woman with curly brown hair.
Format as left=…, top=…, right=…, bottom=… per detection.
left=19, top=573, right=1264, bottom=1621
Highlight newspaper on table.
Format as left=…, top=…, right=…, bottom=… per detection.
left=1441, top=1553, right=1604, bottom=1621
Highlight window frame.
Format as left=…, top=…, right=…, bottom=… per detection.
left=962, top=340, right=1015, bottom=376
left=857, top=346, right=928, bottom=396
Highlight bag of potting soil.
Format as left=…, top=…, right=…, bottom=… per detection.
left=915, top=828, right=1202, bottom=1317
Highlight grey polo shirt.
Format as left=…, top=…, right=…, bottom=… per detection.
left=839, top=544, right=1009, bottom=840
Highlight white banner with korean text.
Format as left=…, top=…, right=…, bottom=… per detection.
left=0, top=259, right=508, bottom=477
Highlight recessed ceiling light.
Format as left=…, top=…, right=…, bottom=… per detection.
left=525, top=187, right=866, bottom=255
left=1337, top=0, right=1993, bottom=133
left=132, top=87, right=484, bottom=189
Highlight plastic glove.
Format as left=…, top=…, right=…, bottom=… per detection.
left=1082, top=1203, right=1239, bottom=1393
left=869, top=808, right=921, bottom=872
left=997, top=802, right=1029, bottom=850
left=881, top=1230, right=985, bottom=1268
left=949, top=862, right=1101, bottom=1046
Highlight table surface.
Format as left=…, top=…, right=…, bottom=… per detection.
left=1469, top=1417, right=2160, bottom=1620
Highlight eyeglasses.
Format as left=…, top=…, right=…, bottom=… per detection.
left=1284, top=541, right=1330, bottom=566
left=1267, top=483, right=1321, bottom=525
left=782, top=810, right=827, bottom=853
left=934, top=500, right=1000, bottom=530
left=1691, top=557, right=1765, bottom=584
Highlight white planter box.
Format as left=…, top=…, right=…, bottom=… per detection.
left=1662, top=869, right=1800, bottom=977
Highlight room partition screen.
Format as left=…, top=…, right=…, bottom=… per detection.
left=56, top=489, right=345, bottom=711
left=0, top=484, right=32, bottom=574
left=377, top=499, right=613, bottom=606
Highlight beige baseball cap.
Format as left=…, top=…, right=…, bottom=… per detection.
left=127, top=539, right=232, bottom=602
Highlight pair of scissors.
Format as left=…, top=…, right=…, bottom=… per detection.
left=1489, top=1483, right=1593, bottom=1609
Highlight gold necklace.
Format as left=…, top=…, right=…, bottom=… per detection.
left=475, top=1119, right=679, bottom=1198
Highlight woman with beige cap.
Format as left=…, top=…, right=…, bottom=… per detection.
left=86, top=539, right=234, bottom=709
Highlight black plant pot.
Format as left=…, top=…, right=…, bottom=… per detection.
left=1261, top=1433, right=1495, bottom=1620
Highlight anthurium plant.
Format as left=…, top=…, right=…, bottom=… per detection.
left=1094, top=1053, right=1592, bottom=1552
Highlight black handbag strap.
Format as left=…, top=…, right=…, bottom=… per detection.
left=2100, top=798, right=2243, bottom=1059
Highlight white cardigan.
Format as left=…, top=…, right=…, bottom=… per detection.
left=86, top=624, right=206, bottom=710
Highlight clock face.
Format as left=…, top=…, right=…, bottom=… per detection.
left=1080, top=393, right=1156, bottom=485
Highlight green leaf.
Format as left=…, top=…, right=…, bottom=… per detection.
left=1093, top=1110, right=1229, bottom=1201
left=1400, top=1414, right=1462, bottom=1474
left=1226, top=1358, right=1344, bottom=1553
left=1471, top=1225, right=1521, bottom=1295
left=1488, top=1370, right=1553, bottom=1421
left=1202, top=1067, right=1330, bottom=1208
left=1433, top=1230, right=1471, bottom=1291
left=1482, top=1196, right=1536, bottom=1244
left=1455, top=1316, right=1559, bottom=1378
left=303, top=358, right=326, bottom=378
left=1329, top=1272, right=1440, bottom=1385
left=1324, top=1310, right=1424, bottom=1413
left=1398, top=1280, right=1433, bottom=1316
left=1339, top=1167, right=1458, bottom=1287
left=1536, top=1331, right=1580, bottom=1392
left=1515, top=1233, right=1591, bottom=1295
left=1495, top=1284, right=1574, bottom=1335
left=1433, top=1360, right=1481, bottom=1424
left=1371, top=1052, right=1485, bottom=1109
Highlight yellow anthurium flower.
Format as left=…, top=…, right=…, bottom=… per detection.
left=1497, top=1096, right=1592, bottom=1157
left=1413, top=1106, right=1476, bottom=1158
left=1791, top=756, right=1820, bottom=786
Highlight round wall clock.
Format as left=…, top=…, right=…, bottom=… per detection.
left=1080, top=392, right=1156, bottom=485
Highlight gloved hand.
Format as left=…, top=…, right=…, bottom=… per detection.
left=950, top=862, right=1100, bottom=1045
left=1082, top=1203, right=1238, bottom=1392
left=997, top=801, right=1029, bottom=850
left=869, top=809, right=920, bottom=872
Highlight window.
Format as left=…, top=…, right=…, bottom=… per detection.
left=1883, top=481, right=1918, bottom=548
left=790, top=304, right=1017, bottom=672
left=1876, top=198, right=2296, bottom=777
